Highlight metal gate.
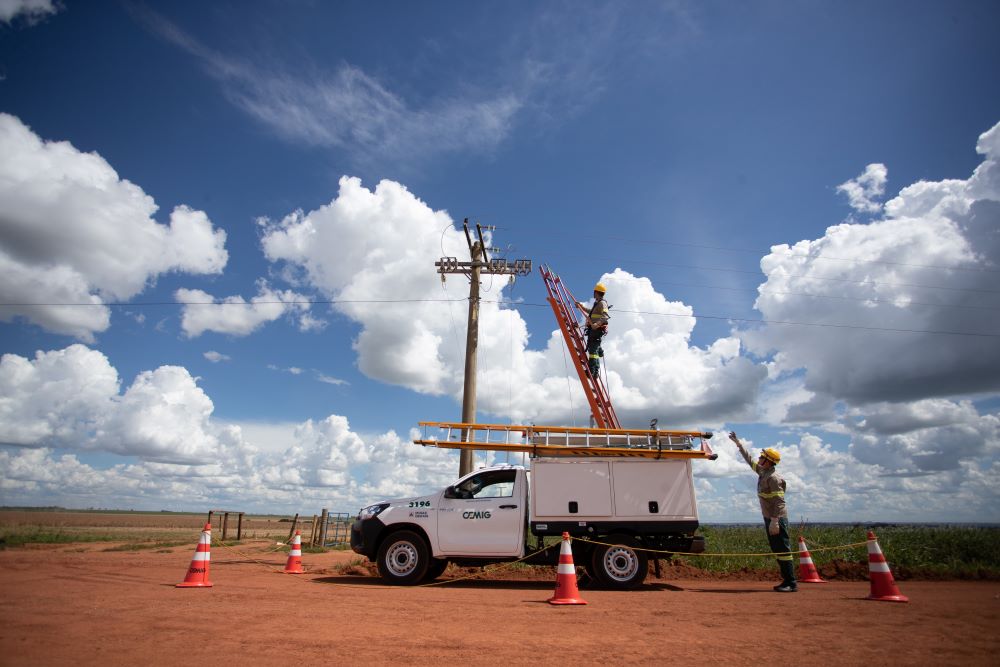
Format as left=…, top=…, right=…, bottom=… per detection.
left=319, top=512, right=353, bottom=547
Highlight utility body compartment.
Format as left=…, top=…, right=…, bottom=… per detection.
left=528, top=457, right=699, bottom=537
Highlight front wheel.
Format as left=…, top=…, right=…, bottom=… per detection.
left=589, top=535, right=648, bottom=590
left=376, top=530, right=430, bottom=585
left=423, top=558, right=449, bottom=582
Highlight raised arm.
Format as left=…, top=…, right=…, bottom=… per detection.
left=729, top=431, right=755, bottom=469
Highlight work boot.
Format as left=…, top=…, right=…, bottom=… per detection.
left=774, top=560, right=797, bottom=592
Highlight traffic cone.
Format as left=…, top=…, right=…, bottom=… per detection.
left=176, top=523, right=213, bottom=588
left=284, top=530, right=304, bottom=574
left=866, top=531, right=908, bottom=603
left=548, top=532, right=587, bottom=605
left=797, top=536, right=827, bottom=583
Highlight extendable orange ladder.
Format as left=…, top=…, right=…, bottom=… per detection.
left=539, top=264, right=621, bottom=429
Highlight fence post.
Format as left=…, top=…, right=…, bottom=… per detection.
left=221, top=512, right=229, bottom=541
left=319, top=509, right=329, bottom=547
left=236, top=512, right=244, bottom=541
left=309, top=515, right=319, bottom=547
left=286, top=513, right=299, bottom=543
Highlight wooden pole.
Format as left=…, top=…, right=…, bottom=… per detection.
left=286, top=513, right=299, bottom=543
left=221, top=512, right=229, bottom=541
left=459, top=238, right=482, bottom=477
left=309, top=515, right=319, bottom=547
left=236, top=512, right=244, bottom=541
left=318, top=509, right=329, bottom=547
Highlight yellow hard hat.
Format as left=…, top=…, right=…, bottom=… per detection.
left=760, top=448, right=781, bottom=464
left=594, top=282, right=607, bottom=294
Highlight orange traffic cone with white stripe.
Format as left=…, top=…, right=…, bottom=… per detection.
left=866, top=530, right=908, bottom=603
left=797, top=536, right=827, bottom=583
left=284, top=530, right=304, bottom=574
left=176, top=523, right=213, bottom=588
left=548, top=532, right=587, bottom=605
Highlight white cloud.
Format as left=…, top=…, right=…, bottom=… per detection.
left=846, top=399, right=999, bottom=473
left=743, top=120, right=1000, bottom=408
left=0, top=114, right=228, bottom=341
left=837, top=163, right=888, bottom=213
left=203, top=351, right=230, bottom=363
left=133, top=8, right=520, bottom=162
left=700, top=431, right=1000, bottom=523
left=0, top=344, right=119, bottom=447
left=0, top=345, right=227, bottom=464
left=0, top=345, right=459, bottom=511
left=4, top=423, right=997, bottom=521
left=176, top=281, right=313, bottom=337
left=1, top=345, right=996, bottom=521
left=0, top=0, right=58, bottom=24
left=852, top=398, right=983, bottom=436
left=260, top=176, right=765, bottom=428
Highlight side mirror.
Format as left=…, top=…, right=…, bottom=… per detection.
left=443, top=486, right=458, bottom=499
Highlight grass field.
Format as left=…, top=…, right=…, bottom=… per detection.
left=2, top=509, right=997, bottom=578
left=0, top=509, right=348, bottom=549
left=691, top=524, right=1000, bottom=578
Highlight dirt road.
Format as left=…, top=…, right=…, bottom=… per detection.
left=1, top=543, right=997, bottom=666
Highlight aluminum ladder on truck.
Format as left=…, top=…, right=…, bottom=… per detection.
left=413, top=422, right=716, bottom=460
left=539, top=264, right=621, bottom=429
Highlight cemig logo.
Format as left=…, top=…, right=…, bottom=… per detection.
left=462, top=510, right=492, bottom=520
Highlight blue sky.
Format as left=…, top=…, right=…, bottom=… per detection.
left=1, top=0, right=998, bottom=522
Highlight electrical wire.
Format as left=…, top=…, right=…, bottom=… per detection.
left=623, top=277, right=1000, bottom=312
left=522, top=230, right=1000, bottom=274
left=480, top=300, right=1000, bottom=338
left=538, top=251, right=1000, bottom=295
left=5, top=300, right=998, bottom=338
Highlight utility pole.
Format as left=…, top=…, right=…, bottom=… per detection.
left=436, top=219, right=531, bottom=477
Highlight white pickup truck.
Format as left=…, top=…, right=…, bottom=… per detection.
left=350, top=456, right=705, bottom=589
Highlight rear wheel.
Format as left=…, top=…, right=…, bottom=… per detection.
left=376, top=530, right=430, bottom=585
left=589, top=535, right=648, bottom=590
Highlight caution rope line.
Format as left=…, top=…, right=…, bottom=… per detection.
left=573, top=536, right=870, bottom=559
left=210, top=537, right=559, bottom=588
left=213, top=539, right=297, bottom=574
left=416, top=542, right=557, bottom=587
left=206, top=536, right=869, bottom=587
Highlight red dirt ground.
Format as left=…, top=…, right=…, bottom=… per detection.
left=1, top=542, right=997, bottom=666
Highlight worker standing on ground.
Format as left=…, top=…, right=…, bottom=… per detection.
left=729, top=431, right=797, bottom=592
left=576, top=282, right=610, bottom=376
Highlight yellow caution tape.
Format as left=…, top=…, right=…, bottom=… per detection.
left=575, top=536, right=869, bottom=558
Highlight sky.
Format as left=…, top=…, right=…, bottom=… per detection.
left=1, top=0, right=999, bottom=523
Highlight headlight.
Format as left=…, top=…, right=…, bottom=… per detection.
left=357, top=502, right=390, bottom=521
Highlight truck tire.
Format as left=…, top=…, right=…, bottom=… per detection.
left=423, top=558, right=449, bottom=582
left=376, top=530, right=430, bottom=585
left=589, top=535, right=648, bottom=590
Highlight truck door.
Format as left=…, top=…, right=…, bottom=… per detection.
left=437, top=469, right=523, bottom=555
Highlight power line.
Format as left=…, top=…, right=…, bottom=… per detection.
left=4, top=298, right=998, bottom=338
left=525, top=231, right=1000, bottom=274
left=483, top=300, right=1000, bottom=339
left=599, top=276, right=1000, bottom=312
left=540, top=251, right=1000, bottom=295
left=0, top=298, right=469, bottom=307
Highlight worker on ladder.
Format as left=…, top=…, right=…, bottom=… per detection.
left=576, top=282, right=610, bottom=377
